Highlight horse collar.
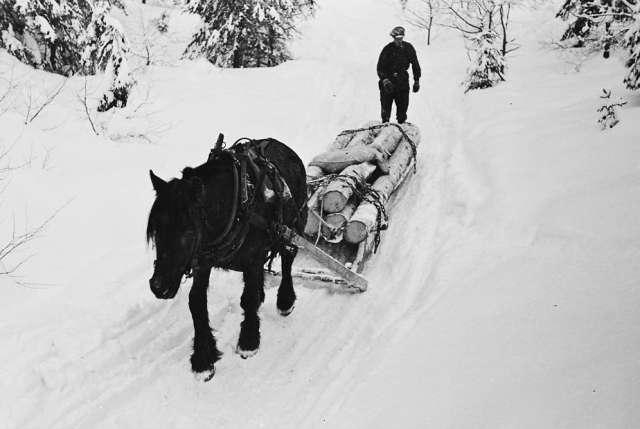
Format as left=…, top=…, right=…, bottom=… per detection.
left=194, top=146, right=253, bottom=267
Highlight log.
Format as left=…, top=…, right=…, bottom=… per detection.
left=331, top=132, right=355, bottom=149
left=370, top=125, right=403, bottom=162
left=344, top=126, right=420, bottom=243
left=309, top=145, right=383, bottom=173
left=343, top=175, right=394, bottom=244
left=306, top=165, right=325, bottom=180
left=320, top=201, right=357, bottom=242
left=344, top=121, right=382, bottom=148
left=321, top=162, right=377, bottom=213
left=378, top=123, right=421, bottom=174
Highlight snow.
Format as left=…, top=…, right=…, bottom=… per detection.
left=33, top=15, right=56, bottom=42
left=1, top=0, right=639, bottom=428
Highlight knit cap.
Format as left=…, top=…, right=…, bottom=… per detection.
left=390, top=26, right=405, bottom=37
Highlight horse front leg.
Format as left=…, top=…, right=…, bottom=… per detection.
left=237, top=262, right=263, bottom=358
left=189, top=265, right=222, bottom=380
left=277, top=245, right=297, bottom=316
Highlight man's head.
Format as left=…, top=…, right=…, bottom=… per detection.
left=390, top=26, right=405, bottom=46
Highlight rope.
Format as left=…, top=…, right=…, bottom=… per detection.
left=307, top=172, right=389, bottom=252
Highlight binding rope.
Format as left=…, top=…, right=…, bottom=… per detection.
left=307, top=173, right=388, bottom=252
left=305, top=123, right=416, bottom=252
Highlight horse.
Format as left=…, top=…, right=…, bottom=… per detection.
left=146, top=137, right=308, bottom=380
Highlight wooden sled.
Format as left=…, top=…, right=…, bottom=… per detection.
left=266, top=122, right=420, bottom=293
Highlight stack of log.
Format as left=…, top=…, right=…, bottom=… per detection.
left=304, top=122, right=420, bottom=247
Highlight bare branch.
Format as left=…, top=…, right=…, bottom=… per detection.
left=77, top=77, right=99, bottom=136
left=27, top=78, right=67, bottom=123
left=0, top=201, right=69, bottom=277
left=23, top=87, right=32, bottom=125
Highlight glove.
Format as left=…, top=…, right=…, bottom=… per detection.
left=382, top=78, right=395, bottom=94
left=412, top=81, right=420, bottom=93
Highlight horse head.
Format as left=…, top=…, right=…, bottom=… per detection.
left=146, top=169, right=205, bottom=299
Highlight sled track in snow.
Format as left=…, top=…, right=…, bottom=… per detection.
left=22, top=116, right=460, bottom=428
left=20, top=296, right=192, bottom=428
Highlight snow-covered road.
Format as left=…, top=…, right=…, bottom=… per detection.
left=1, top=0, right=639, bottom=427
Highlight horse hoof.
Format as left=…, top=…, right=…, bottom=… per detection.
left=194, top=367, right=216, bottom=382
left=278, top=303, right=295, bottom=317
left=236, top=346, right=258, bottom=359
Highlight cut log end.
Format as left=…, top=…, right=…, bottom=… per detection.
left=306, top=165, right=324, bottom=180
left=344, top=220, right=368, bottom=244
left=320, top=212, right=346, bottom=240
left=321, top=190, right=349, bottom=214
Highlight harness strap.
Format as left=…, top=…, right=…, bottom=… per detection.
left=207, top=152, right=240, bottom=246
left=194, top=138, right=295, bottom=268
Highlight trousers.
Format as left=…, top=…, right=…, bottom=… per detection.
left=380, top=88, right=409, bottom=124
left=379, top=80, right=410, bottom=124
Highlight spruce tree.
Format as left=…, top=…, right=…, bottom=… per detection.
left=623, top=7, right=640, bottom=89
left=556, top=0, right=602, bottom=47
left=1, top=0, right=134, bottom=111
left=82, top=2, right=134, bottom=111
left=464, top=29, right=506, bottom=93
left=0, top=0, right=93, bottom=75
left=556, top=0, right=635, bottom=55
left=184, top=0, right=315, bottom=68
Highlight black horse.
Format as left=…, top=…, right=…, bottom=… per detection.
left=146, top=137, right=307, bottom=379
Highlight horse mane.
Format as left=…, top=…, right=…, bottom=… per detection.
left=146, top=159, right=231, bottom=246
left=146, top=177, right=194, bottom=245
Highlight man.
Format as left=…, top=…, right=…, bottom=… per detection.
left=376, top=26, right=421, bottom=124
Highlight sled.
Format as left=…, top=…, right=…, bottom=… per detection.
left=267, top=122, right=420, bottom=292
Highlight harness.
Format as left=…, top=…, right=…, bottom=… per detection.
left=183, top=137, right=293, bottom=277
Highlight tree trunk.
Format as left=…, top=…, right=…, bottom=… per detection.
left=321, top=201, right=357, bottom=242
left=344, top=125, right=420, bottom=243
left=346, top=121, right=383, bottom=148
left=321, top=162, right=377, bottom=213
left=343, top=175, right=394, bottom=244
left=332, top=132, right=355, bottom=149
left=306, top=165, right=324, bottom=180
left=377, top=123, right=420, bottom=173
left=371, top=125, right=403, bottom=167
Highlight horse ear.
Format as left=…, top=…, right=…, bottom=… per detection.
left=182, top=167, right=195, bottom=178
left=149, top=170, right=167, bottom=193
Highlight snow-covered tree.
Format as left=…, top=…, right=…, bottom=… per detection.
left=556, top=0, right=635, bottom=57
left=0, top=0, right=134, bottom=111
left=623, top=5, right=640, bottom=88
left=463, top=29, right=505, bottom=92
left=556, top=0, right=602, bottom=46
left=184, top=0, right=316, bottom=68
left=0, top=0, right=93, bottom=75
left=82, top=2, right=135, bottom=111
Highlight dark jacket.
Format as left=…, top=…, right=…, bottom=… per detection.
left=377, top=41, right=421, bottom=90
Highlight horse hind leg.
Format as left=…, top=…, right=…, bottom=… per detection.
left=277, top=245, right=297, bottom=316
left=237, top=263, right=263, bottom=358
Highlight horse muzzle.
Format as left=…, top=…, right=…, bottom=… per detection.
left=149, top=275, right=180, bottom=299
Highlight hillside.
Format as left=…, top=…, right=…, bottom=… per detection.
left=1, top=0, right=639, bottom=427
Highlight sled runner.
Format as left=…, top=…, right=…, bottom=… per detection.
left=268, top=122, right=420, bottom=292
